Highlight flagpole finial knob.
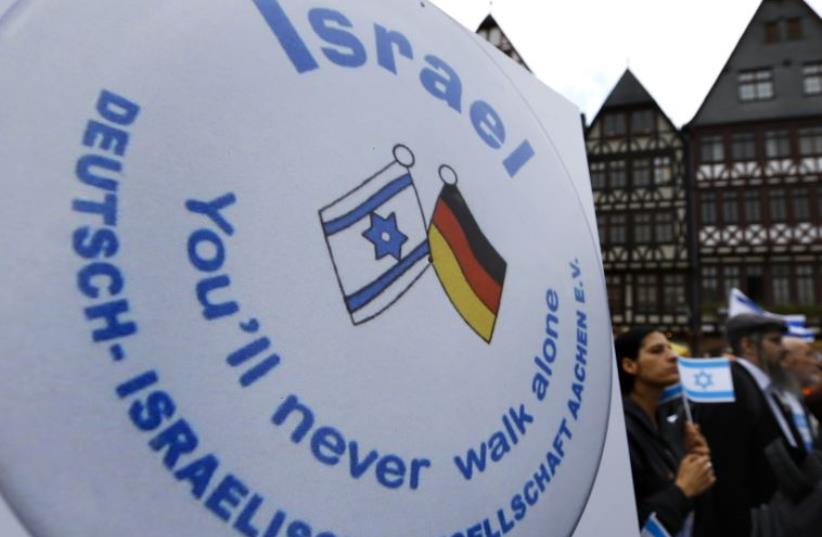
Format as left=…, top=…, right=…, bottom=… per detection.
left=393, top=144, right=415, bottom=168
left=438, top=164, right=458, bottom=186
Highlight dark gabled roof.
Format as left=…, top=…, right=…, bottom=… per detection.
left=586, top=68, right=678, bottom=131
left=476, top=14, right=500, bottom=33
left=602, top=68, right=655, bottom=108
left=475, top=14, right=531, bottom=72
left=689, top=0, right=822, bottom=127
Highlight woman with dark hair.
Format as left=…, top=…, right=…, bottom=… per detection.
left=615, top=327, right=716, bottom=536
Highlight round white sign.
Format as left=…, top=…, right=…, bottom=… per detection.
left=0, top=1, right=612, bottom=536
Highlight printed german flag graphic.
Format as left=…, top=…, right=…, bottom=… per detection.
left=428, top=184, right=506, bottom=343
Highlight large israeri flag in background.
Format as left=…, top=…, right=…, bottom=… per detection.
left=428, top=183, right=507, bottom=343
left=677, top=357, right=735, bottom=403
left=319, top=145, right=430, bottom=325
left=729, top=288, right=815, bottom=341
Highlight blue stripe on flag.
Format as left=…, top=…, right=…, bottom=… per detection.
left=641, top=513, right=671, bottom=537
left=684, top=388, right=735, bottom=400
left=678, top=357, right=728, bottom=369
left=345, top=241, right=430, bottom=312
left=659, top=383, right=683, bottom=404
left=788, top=325, right=813, bottom=335
left=322, top=174, right=412, bottom=235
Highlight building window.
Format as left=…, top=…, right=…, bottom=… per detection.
left=770, top=189, right=787, bottom=221
left=663, top=274, right=685, bottom=314
left=796, top=265, right=815, bottom=305
left=631, top=110, right=654, bottom=134
left=609, top=160, right=626, bottom=189
left=765, top=21, right=780, bottom=43
left=597, top=214, right=607, bottom=244
left=590, top=162, right=606, bottom=189
left=603, top=113, right=626, bottom=137
left=799, top=127, right=822, bottom=155
left=632, top=158, right=651, bottom=188
left=722, top=266, right=741, bottom=299
left=765, top=130, right=790, bottom=158
left=653, top=156, right=672, bottom=185
left=793, top=187, right=810, bottom=221
left=746, top=266, right=764, bottom=301
left=655, top=212, right=674, bottom=243
left=607, top=276, right=623, bottom=313
left=739, top=69, right=774, bottom=101
left=803, top=62, right=822, bottom=96
left=610, top=214, right=626, bottom=244
left=772, top=265, right=791, bottom=304
left=731, top=132, right=756, bottom=160
left=700, top=135, right=725, bottom=163
left=635, top=274, right=657, bottom=313
left=634, top=213, right=652, bottom=244
left=702, top=266, right=718, bottom=303
left=744, top=190, right=762, bottom=222
left=786, top=18, right=803, bottom=41
left=700, top=192, right=717, bottom=224
left=722, top=191, right=739, bottom=224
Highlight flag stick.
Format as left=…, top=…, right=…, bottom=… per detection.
left=681, top=390, right=693, bottom=423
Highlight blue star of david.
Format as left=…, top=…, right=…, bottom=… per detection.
left=362, top=212, right=407, bottom=261
left=694, top=370, right=713, bottom=390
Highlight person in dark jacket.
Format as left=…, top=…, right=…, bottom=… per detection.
left=616, top=327, right=715, bottom=535
left=692, top=314, right=806, bottom=537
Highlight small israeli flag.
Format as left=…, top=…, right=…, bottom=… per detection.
left=641, top=512, right=672, bottom=537
left=782, top=392, right=815, bottom=452
left=659, top=383, right=683, bottom=405
left=319, top=145, right=430, bottom=325
left=793, top=412, right=814, bottom=452
left=677, top=357, right=735, bottom=403
left=729, top=288, right=815, bottom=342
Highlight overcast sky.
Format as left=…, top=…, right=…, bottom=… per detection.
left=432, top=0, right=822, bottom=127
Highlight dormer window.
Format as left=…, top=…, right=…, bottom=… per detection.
left=765, top=21, right=780, bottom=43
left=738, top=69, right=774, bottom=101
left=765, top=16, right=803, bottom=43
left=786, top=17, right=803, bottom=40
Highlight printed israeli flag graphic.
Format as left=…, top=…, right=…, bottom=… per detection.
left=319, top=145, right=430, bottom=325
left=641, top=512, right=672, bottom=537
left=676, top=357, right=735, bottom=403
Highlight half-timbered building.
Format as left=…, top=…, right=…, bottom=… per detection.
left=687, top=0, right=822, bottom=338
left=475, top=14, right=530, bottom=71
left=586, top=70, right=691, bottom=338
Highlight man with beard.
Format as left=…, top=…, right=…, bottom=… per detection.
left=692, top=314, right=806, bottom=537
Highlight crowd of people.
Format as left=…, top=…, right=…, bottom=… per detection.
left=615, top=314, right=822, bottom=537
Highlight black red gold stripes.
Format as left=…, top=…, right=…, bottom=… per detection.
left=428, top=184, right=506, bottom=342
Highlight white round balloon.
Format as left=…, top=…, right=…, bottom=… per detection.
left=0, top=1, right=612, bottom=536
